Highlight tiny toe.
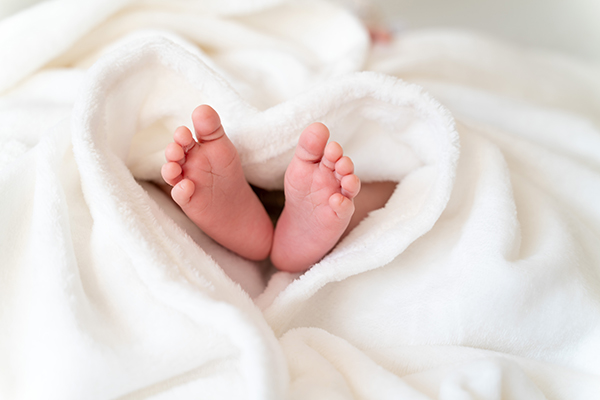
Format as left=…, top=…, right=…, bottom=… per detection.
left=165, top=142, right=185, bottom=163
left=192, top=105, right=225, bottom=141
left=329, top=193, right=355, bottom=219
left=173, top=126, right=196, bottom=152
left=334, top=156, right=354, bottom=177
left=296, top=122, right=330, bottom=162
left=340, top=174, right=361, bottom=199
left=171, top=178, right=195, bottom=206
left=161, top=162, right=183, bottom=185
left=322, top=141, right=343, bottom=170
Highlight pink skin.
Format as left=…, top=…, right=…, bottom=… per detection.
left=161, top=105, right=273, bottom=261
left=161, top=105, right=361, bottom=271
left=270, top=122, right=361, bottom=272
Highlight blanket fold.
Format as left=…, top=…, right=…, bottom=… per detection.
left=1, top=0, right=599, bottom=399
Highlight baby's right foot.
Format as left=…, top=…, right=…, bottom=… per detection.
left=161, top=105, right=273, bottom=260
left=271, top=123, right=361, bottom=272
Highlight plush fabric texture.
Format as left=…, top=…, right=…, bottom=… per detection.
left=1, top=0, right=599, bottom=399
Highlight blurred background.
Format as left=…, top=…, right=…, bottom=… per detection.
left=1, top=0, right=599, bottom=64
left=369, top=0, right=600, bottom=64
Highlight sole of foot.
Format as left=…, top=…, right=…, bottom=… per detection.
left=161, top=105, right=273, bottom=261
left=271, top=122, right=360, bottom=272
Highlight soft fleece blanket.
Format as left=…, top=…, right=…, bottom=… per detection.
left=1, top=0, right=600, bottom=399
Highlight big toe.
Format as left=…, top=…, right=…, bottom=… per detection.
left=192, top=105, right=225, bottom=141
left=295, top=122, right=330, bottom=163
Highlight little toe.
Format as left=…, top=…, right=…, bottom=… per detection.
left=192, top=105, right=225, bottom=141
left=161, top=162, right=183, bottom=186
left=171, top=178, right=195, bottom=206
left=329, top=193, right=355, bottom=219
left=173, top=126, right=196, bottom=152
left=295, top=122, right=330, bottom=163
left=340, top=174, right=361, bottom=199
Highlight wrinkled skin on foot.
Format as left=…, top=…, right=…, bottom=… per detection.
left=271, top=122, right=360, bottom=272
left=162, top=106, right=361, bottom=272
left=161, top=105, right=273, bottom=261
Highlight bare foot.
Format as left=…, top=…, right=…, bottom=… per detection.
left=161, top=105, right=273, bottom=260
left=271, top=123, right=361, bottom=272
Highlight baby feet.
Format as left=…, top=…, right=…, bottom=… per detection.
left=270, top=122, right=360, bottom=272
left=161, top=105, right=273, bottom=261
left=162, top=107, right=360, bottom=272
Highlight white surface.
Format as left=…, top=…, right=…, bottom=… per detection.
left=3, top=0, right=599, bottom=62
left=1, top=0, right=599, bottom=399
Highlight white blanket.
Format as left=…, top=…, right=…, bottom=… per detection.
left=1, top=0, right=599, bottom=399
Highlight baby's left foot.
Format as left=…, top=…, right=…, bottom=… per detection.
left=271, top=123, right=360, bottom=272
